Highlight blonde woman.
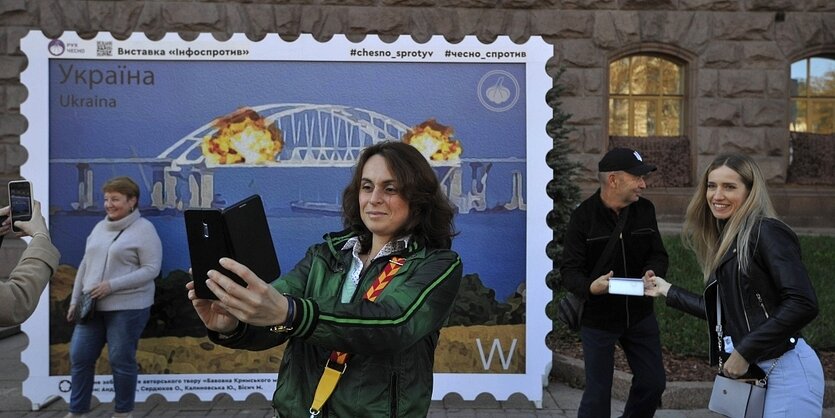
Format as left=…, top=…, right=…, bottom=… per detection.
left=645, top=154, right=824, bottom=416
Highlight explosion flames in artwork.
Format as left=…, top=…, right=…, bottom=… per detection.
left=402, top=119, right=462, bottom=162
left=201, top=107, right=462, bottom=165
left=201, top=108, right=284, bottom=165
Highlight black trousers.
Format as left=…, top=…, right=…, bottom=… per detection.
left=578, top=314, right=666, bottom=418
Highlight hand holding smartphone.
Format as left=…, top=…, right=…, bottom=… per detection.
left=185, top=209, right=240, bottom=300
left=184, top=195, right=280, bottom=300
left=7, top=180, right=33, bottom=233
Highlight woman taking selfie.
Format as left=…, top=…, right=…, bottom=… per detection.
left=644, top=154, right=824, bottom=416
left=187, top=141, right=462, bottom=417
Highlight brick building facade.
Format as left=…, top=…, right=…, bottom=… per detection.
left=0, top=0, right=833, bottom=228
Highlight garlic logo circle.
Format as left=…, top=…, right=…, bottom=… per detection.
left=477, top=70, right=520, bottom=112
left=58, top=379, right=71, bottom=392
left=48, top=39, right=65, bottom=56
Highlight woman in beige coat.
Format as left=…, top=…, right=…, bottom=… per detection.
left=0, top=200, right=60, bottom=327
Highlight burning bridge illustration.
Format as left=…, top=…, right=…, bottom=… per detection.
left=52, top=104, right=525, bottom=214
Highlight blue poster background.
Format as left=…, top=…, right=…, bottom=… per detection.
left=48, top=59, right=527, bottom=301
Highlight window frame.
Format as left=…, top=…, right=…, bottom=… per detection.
left=604, top=45, right=697, bottom=187
left=790, top=55, right=835, bottom=134
left=608, top=54, right=685, bottom=137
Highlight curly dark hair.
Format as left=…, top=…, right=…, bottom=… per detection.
left=342, top=141, right=457, bottom=250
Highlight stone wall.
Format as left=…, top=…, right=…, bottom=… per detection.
left=787, top=132, right=835, bottom=185
left=0, top=0, right=834, bottom=226
left=609, top=136, right=692, bottom=187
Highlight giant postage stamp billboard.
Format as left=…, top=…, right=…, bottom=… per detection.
left=20, top=32, right=552, bottom=408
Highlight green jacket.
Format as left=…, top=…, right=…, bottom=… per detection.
left=210, top=229, right=463, bottom=418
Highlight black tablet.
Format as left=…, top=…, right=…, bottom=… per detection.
left=184, top=195, right=280, bottom=300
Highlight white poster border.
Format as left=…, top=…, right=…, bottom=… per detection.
left=20, top=31, right=553, bottom=408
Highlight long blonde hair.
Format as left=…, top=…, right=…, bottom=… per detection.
left=682, top=154, right=777, bottom=282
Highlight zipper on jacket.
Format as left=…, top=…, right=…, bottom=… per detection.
left=703, top=281, right=718, bottom=365
left=735, top=263, right=772, bottom=332
left=755, top=293, right=769, bottom=318
left=736, top=268, right=753, bottom=332
left=733, top=252, right=754, bottom=333
left=620, top=232, right=630, bottom=326
left=389, top=372, right=398, bottom=418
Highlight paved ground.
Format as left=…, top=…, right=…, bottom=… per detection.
left=0, top=386, right=734, bottom=418
left=1, top=330, right=832, bottom=418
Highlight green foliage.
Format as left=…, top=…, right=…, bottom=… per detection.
left=655, top=236, right=707, bottom=356
left=796, top=235, right=835, bottom=350
left=447, top=273, right=524, bottom=326
left=545, top=68, right=582, bottom=331
left=654, top=234, right=835, bottom=357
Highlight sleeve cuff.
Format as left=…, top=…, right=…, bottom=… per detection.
left=208, top=321, right=248, bottom=343
left=288, top=296, right=319, bottom=339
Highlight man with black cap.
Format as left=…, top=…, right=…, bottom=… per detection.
left=560, top=147, right=669, bottom=417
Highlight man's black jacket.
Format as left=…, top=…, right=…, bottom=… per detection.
left=560, top=189, right=668, bottom=331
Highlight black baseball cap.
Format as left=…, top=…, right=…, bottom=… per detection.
left=598, top=147, right=657, bottom=176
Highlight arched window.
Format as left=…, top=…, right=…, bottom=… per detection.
left=790, top=56, right=835, bottom=134
left=609, top=55, right=684, bottom=137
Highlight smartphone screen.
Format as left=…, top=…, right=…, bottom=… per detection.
left=8, top=180, right=32, bottom=233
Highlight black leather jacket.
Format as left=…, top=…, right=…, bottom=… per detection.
left=666, top=218, right=818, bottom=365
left=561, top=190, right=668, bottom=331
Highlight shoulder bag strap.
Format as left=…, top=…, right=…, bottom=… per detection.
left=591, top=204, right=630, bottom=280
left=715, top=288, right=725, bottom=373
left=92, top=227, right=128, bottom=287
left=715, top=286, right=778, bottom=384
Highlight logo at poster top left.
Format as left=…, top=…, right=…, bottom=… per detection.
left=48, top=39, right=65, bottom=56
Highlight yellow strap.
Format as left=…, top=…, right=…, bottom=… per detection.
left=307, top=256, right=406, bottom=416
left=309, top=361, right=345, bottom=416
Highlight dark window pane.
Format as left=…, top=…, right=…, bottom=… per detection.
left=810, top=101, right=834, bottom=134
left=790, top=59, right=808, bottom=97
left=808, top=57, right=835, bottom=97
left=661, top=60, right=682, bottom=95
left=661, top=99, right=682, bottom=136
left=633, top=99, right=657, bottom=136
left=609, top=99, right=629, bottom=136
left=610, top=58, right=630, bottom=94
left=630, top=56, right=661, bottom=95
left=790, top=100, right=806, bottom=132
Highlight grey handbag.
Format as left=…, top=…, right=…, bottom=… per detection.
left=708, top=288, right=776, bottom=418
left=708, top=373, right=766, bottom=418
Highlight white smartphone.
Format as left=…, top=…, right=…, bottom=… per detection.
left=8, top=180, right=33, bottom=233
left=608, top=277, right=644, bottom=296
